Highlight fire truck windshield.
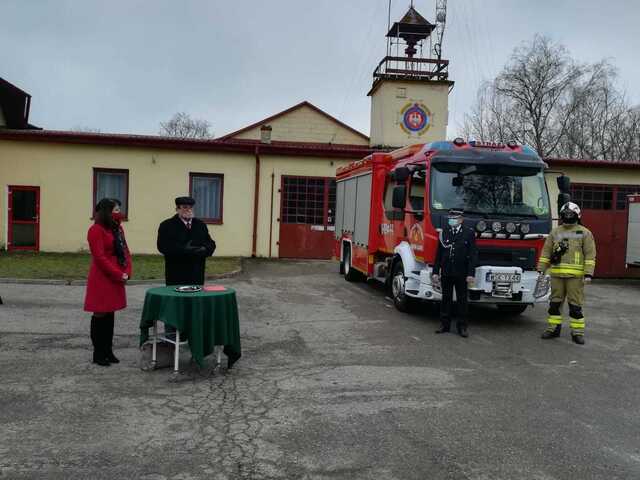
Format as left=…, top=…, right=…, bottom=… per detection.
left=430, top=166, right=550, bottom=218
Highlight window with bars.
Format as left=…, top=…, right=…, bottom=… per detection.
left=616, top=186, right=640, bottom=210
left=281, top=177, right=334, bottom=225
left=570, top=185, right=613, bottom=210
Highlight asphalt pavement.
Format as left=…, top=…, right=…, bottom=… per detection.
left=0, top=259, right=639, bottom=479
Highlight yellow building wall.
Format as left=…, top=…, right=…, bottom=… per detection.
left=559, top=165, right=640, bottom=185
left=255, top=155, right=353, bottom=258
left=231, top=105, right=369, bottom=145
left=369, top=80, right=450, bottom=148
left=0, top=140, right=255, bottom=255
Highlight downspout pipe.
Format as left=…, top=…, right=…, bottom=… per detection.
left=269, top=172, right=275, bottom=258
left=251, top=145, right=260, bottom=257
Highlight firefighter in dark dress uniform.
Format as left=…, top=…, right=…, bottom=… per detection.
left=157, top=196, right=217, bottom=286
left=431, top=209, right=478, bottom=337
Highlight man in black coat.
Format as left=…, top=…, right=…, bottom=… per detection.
left=157, top=196, right=216, bottom=286
left=432, top=209, right=478, bottom=337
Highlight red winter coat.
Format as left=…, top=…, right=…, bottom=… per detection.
left=84, top=223, right=132, bottom=313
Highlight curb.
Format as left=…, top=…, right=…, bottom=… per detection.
left=0, top=278, right=67, bottom=285
left=0, top=265, right=243, bottom=286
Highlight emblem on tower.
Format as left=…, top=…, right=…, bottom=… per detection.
left=400, top=102, right=431, bottom=136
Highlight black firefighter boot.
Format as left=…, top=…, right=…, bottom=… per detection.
left=91, top=316, right=110, bottom=366
left=105, top=313, right=120, bottom=364
left=541, top=325, right=562, bottom=339
left=571, top=333, right=585, bottom=345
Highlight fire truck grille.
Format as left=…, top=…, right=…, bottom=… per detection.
left=477, top=247, right=536, bottom=270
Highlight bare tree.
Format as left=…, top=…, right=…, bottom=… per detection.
left=495, top=36, right=591, bottom=156
left=462, top=81, right=513, bottom=143
left=463, top=35, right=640, bottom=160
left=159, top=112, right=213, bottom=139
left=559, top=67, right=640, bottom=161
left=71, top=125, right=102, bottom=133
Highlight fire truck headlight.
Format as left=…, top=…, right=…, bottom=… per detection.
left=520, top=223, right=531, bottom=234
left=476, top=220, right=487, bottom=232
left=492, top=221, right=502, bottom=233
left=506, top=222, right=517, bottom=234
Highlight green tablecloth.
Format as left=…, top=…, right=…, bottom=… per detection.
left=139, top=286, right=241, bottom=368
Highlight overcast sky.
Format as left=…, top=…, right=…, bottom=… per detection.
left=2, top=0, right=639, bottom=139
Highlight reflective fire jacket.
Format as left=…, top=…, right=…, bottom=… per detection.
left=537, top=224, right=597, bottom=278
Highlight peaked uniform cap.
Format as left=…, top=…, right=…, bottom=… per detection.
left=175, top=196, right=196, bottom=206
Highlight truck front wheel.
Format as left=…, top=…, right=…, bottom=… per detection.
left=391, top=262, right=417, bottom=312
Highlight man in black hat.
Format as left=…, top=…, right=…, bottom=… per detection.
left=431, top=209, right=478, bottom=337
left=157, top=196, right=216, bottom=287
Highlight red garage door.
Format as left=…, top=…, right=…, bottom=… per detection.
left=571, top=184, right=640, bottom=278
left=279, top=176, right=336, bottom=259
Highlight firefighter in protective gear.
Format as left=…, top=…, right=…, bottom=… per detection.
left=537, top=202, right=596, bottom=345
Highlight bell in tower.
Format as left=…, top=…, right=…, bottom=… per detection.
left=369, top=1, right=453, bottom=148
left=388, top=5, right=434, bottom=58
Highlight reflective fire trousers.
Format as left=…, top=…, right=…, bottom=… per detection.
left=547, top=276, right=585, bottom=335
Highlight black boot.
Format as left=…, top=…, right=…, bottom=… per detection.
left=571, top=333, right=585, bottom=345
left=91, top=316, right=110, bottom=366
left=105, top=313, right=120, bottom=364
left=435, top=321, right=450, bottom=334
left=541, top=325, right=562, bottom=339
left=457, top=323, right=469, bottom=338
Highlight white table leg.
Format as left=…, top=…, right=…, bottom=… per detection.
left=151, top=320, right=157, bottom=368
left=174, top=330, right=180, bottom=373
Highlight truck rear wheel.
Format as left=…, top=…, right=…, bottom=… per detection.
left=391, top=262, right=417, bottom=312
left=497, top=304, right=529, bottom=316
left=343, top=247, right=361, bottom=282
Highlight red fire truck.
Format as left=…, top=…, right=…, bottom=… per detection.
left=334, top=138, right=565, bottom=315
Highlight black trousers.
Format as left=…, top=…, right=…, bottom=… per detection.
left=440, top=275, right=468, bottom=329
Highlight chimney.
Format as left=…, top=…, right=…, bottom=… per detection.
left=260, top=125, right=272, bottom=144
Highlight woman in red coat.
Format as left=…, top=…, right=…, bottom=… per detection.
left=84, top=198, right=132, bottom=366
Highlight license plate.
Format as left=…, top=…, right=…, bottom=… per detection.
left=488, top=273, right=521, bottom=283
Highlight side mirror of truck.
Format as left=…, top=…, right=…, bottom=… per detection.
left=557, top=175, right=571, bottom=193
left=392, top=167, right=411, bottom=183
left=392, top=185, right=407, bottom=209
left=558, top=192, right=571, bottom=213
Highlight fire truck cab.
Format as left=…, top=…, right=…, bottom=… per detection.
left=335, top=138, right=558, bottom=315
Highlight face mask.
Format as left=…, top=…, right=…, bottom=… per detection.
left=111, top=211, right=124, bottom=223
left=179, top=210, right=194, bottom=221
left=448, top=218, right=460, bottom=227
